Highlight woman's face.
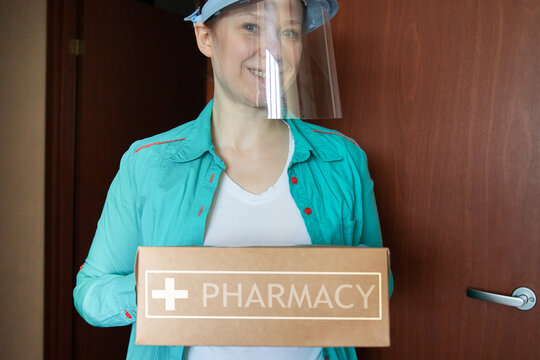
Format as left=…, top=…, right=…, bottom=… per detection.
left=209, top=0, right=304, bottom=108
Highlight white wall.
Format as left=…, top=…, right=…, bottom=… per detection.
left=0, top=0, right=46, bottom=359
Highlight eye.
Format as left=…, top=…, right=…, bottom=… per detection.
left=242, top=23, right=259, bottom=33
left=281, top=29, right=300, bottom=40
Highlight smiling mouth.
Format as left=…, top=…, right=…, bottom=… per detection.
left=249, top=68, right=266, bottom=79
left=249, top=68, right=287, bottom=80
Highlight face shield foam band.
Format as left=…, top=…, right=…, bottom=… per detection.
left=184, top=0, right=338, bottom=33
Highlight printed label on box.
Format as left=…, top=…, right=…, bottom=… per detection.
left=146, top=271, right=382, bottom=320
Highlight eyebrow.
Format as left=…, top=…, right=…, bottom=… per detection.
left=286, top=19, right=302, bottom=25
left=239, top=12, right=302, bottom=25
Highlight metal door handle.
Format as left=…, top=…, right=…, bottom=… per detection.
left=467, top=287, right=536, bottom=311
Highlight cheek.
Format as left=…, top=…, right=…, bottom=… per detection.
left=219, top=50, right=254, bottom=79
left=293, top=43, right=302, bottom=68
left=284, top=43, right=303, bottom=70
left=235, top=40, right=257, bottom=63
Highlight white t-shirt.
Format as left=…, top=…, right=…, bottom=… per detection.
left=184, top=125, right=323, bottom=360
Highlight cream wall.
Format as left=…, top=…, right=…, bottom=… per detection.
left=0, top=0, right=46, bottom=359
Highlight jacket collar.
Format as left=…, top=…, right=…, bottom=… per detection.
left=285, top=118, right=343, bottom=163
left=169, top=100, right=342, bottom=164
left=168, top=100, right=219, bottom=164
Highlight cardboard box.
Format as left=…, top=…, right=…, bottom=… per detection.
left=135, top=246, right=390, bottom=347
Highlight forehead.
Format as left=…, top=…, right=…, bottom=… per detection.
left=221, top=0, right=304, bottom=20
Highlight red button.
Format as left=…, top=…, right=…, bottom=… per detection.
left=125, top=310, right=132, bottom=319
left=291, top=177, right=298, bottom=184
left=304, top=207, right=312, bottom=215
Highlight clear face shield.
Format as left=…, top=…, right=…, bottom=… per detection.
left=187, top=0, right=341, bottom=119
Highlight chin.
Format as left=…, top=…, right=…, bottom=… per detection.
left=251, top=97, right=270, bottom=109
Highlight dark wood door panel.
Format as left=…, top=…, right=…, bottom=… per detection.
left=319, top=0, right=539, bottom=358
left=73, top=0, right=206, bottom=358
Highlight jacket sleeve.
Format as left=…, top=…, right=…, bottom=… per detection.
left=353, top=147, right=394, bottom=297
left=73, top=148, right=140, bottom=327
left=355, top=149, right=382, bottom=248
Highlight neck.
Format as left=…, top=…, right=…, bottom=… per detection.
left=211, top=91, right=286, bottom=152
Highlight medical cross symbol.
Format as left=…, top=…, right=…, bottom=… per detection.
left=152, top=278, right=189, bottom=311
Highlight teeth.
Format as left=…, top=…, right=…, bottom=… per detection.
left=249, top=69, right=266, bottom=79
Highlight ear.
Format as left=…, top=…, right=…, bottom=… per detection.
left=194, top=22, right=213, bottom=58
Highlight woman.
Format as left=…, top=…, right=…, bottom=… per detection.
left=74, top=0, right=393, bottom=359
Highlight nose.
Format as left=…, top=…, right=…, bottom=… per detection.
left=260, top=2, right=282, bottom=61
left=264, top=30, right=282, bottom=61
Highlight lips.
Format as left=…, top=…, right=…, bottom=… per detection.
left=248, top=68, right=287, bottom=79
left=248, top=68, right=266, bottom=79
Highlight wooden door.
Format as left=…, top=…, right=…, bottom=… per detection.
left=317, top=0, right=539, bottom=358
left=48, top=0, right=538, bottom=358
left=72, top=0, right=205, bottom=358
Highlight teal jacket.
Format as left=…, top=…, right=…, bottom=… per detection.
left=74, top=100, right=393, bottom=360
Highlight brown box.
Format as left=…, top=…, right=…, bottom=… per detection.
left=135, top=246, right=390, bottom=347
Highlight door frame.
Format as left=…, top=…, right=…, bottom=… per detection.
left=45, top=0, right=79, bottom=358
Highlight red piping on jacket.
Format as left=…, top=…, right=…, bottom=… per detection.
left=134, top=138, right=186, bottom=154
left=312, top=130, right=360, bottom=147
